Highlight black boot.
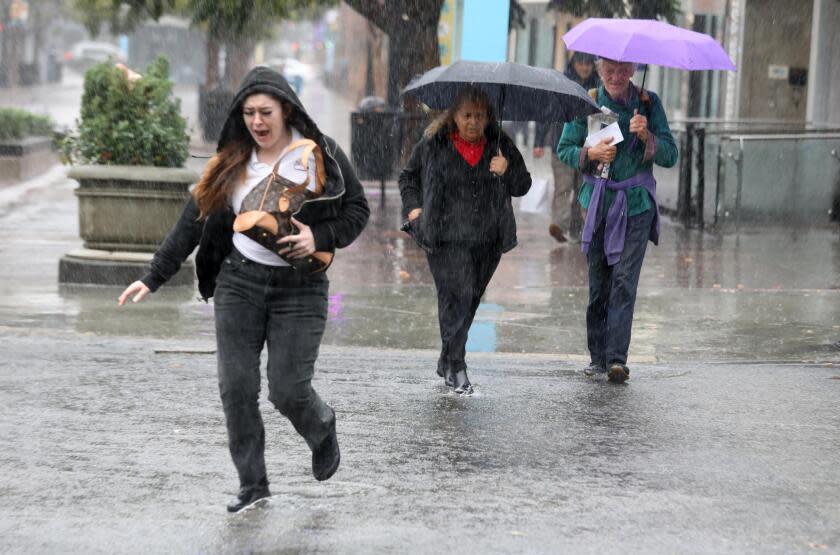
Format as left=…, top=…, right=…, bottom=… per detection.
left=312, top=411, right=340, bottom=481
left=451, top=369, right=473, bottom=395
left=226, top=484, right=271, bottom=513
left=583, top=362, right=606, bottom=376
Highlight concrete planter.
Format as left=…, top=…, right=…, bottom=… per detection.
left=68, top=165, right=197, bottom=252
left=59, top=164, right=199, bottom=286
left=0, top=136, right=56, bottom=183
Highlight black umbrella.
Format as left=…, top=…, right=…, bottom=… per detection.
left=401, top=60, right=601, bottom=124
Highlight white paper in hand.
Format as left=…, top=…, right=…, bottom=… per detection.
left=584, top=122, right=624, bottom=148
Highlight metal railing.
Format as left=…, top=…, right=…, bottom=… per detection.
left=668, top=119, right=840, bottom=231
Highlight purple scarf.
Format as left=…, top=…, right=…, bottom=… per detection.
left=581, top=171, right=659, bottom=266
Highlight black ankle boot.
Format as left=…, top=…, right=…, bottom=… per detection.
left=312, top=411, right=340, bottom=481
left=226, top=484, right=271, bottom=513
left=583, top=362, right=606, bottom=376
left=451, top=369, right=473, bottom=395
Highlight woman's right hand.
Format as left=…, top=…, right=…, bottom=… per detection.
left=408, top=208, right=423, bottom=222
left=587, top=137, right=616, bottom=164
left=118, top=281, right=151, bottom=306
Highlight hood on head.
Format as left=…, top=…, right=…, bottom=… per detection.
left=217, top=66, right=311, bottom=151
left=217, top=66, right=345, bottom=199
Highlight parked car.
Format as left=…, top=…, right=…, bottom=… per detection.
left=262, top=57, right=316, bottom=94
left=64, top=41, right=126, bottom=73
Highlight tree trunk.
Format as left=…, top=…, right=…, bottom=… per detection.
left=224, top=37, right=254, bottom=91
left=5, top=26, right=23, bottom=87
left=387, top=11, right=441, bottom=106
left=344, top=0, right=444, bottom=107
left=206, top=32, right=220, bottom=89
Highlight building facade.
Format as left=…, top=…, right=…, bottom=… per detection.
left=509, top=0, right=840, bottom=127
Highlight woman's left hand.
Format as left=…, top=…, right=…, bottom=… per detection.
left=277, top=217, right=316, bottom=259
left=489, top=149, right=508, bottom=176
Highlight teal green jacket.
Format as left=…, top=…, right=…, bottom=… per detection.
left=557, top=85, right=678, bottom=217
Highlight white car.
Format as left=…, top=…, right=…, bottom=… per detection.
left=64, top=41, right=126, bottom=73
left=263, top=57, right=317, bottom=94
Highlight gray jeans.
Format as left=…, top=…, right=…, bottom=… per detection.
left=213, top=249, right=334, bottom=489
left=551, top=156, right=584, bottom=236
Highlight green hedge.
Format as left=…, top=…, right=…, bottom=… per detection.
left=61, top=56, right=189, bottom=167
left=0, top=109, right=54, bottom=142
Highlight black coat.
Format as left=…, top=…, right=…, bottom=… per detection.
left=140, top=67, right=370, bottom=300
left=398, top=125, right=531, bottom=253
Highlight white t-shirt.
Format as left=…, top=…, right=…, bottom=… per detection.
left=231, top=128, right=318, bottom=266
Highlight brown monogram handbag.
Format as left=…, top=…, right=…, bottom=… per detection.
left=232, top=139, right=333, bottom=273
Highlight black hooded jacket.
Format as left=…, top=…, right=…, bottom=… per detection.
left=398, top=123, right=531, bottom=254
left=141, top=67, right=370, bottom=300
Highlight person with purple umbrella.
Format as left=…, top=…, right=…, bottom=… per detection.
left=557, top=57, right=678, bottom=384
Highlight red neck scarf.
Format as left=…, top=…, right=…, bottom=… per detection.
left=450, top=131, right=486, bottom=167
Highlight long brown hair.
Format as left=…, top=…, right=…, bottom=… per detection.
left=424, top=86, right=496, bottom=138
left=192, top=95, right=300, bottom=219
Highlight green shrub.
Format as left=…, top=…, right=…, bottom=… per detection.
left=61, top=56, right=189, bottom=167
left=0, top=108, right=54, bottom=142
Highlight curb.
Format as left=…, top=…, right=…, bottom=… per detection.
left=0, top=163, right=68, bottom=208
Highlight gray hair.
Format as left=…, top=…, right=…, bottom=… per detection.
left=595, top=57, right=635, bottom=69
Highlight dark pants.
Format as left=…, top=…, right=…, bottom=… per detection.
left=586, top=208, right=655, bottom=367
left=213, top=249, right=334, bottom=489
left=426, top=243, right=501, bottom=374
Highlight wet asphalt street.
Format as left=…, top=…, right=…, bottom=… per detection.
left=1, top=75, right=839, bottom=554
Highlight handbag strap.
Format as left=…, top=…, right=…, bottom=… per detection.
left=254, top=138, right=323, bottom=212
left=269, top=138, right=326, bottom=194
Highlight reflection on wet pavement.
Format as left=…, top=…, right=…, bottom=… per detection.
left=0, top=176, right=838, bottom=364
left=1, top=334, right=837, bottom=553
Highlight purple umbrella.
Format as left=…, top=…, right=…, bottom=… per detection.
left=562, top=18, right=736, bottom=72
left=564, top=18, right=735, bottom=149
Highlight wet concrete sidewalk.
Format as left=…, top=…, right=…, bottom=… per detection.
left=0, top=162, right=839, bottom=553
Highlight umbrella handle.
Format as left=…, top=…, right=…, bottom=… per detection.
left=495, top=87, right=505, bottom=180
left=496, top=87, right=505, bottom=154
left=629, top=65, right=648, bottom=152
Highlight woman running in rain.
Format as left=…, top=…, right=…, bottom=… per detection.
left=399, top=86, right=531, bottom=395
left=557, top=57, right=677, bottom=384
left=118, top=66, right=369, bottom=512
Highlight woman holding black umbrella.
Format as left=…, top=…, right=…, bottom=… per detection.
left=399, top=86, right=531, bottom=394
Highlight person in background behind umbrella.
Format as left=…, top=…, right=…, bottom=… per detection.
left=557, top=57, right=678, bottom=384
left=534, top=52, right=600, bottom=244
left=399, top=86, right=531, bottom=394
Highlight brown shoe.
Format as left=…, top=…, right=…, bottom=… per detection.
left=607, top=363, right=630, bottom=384
left=548, top=224, right=567, bottom=243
